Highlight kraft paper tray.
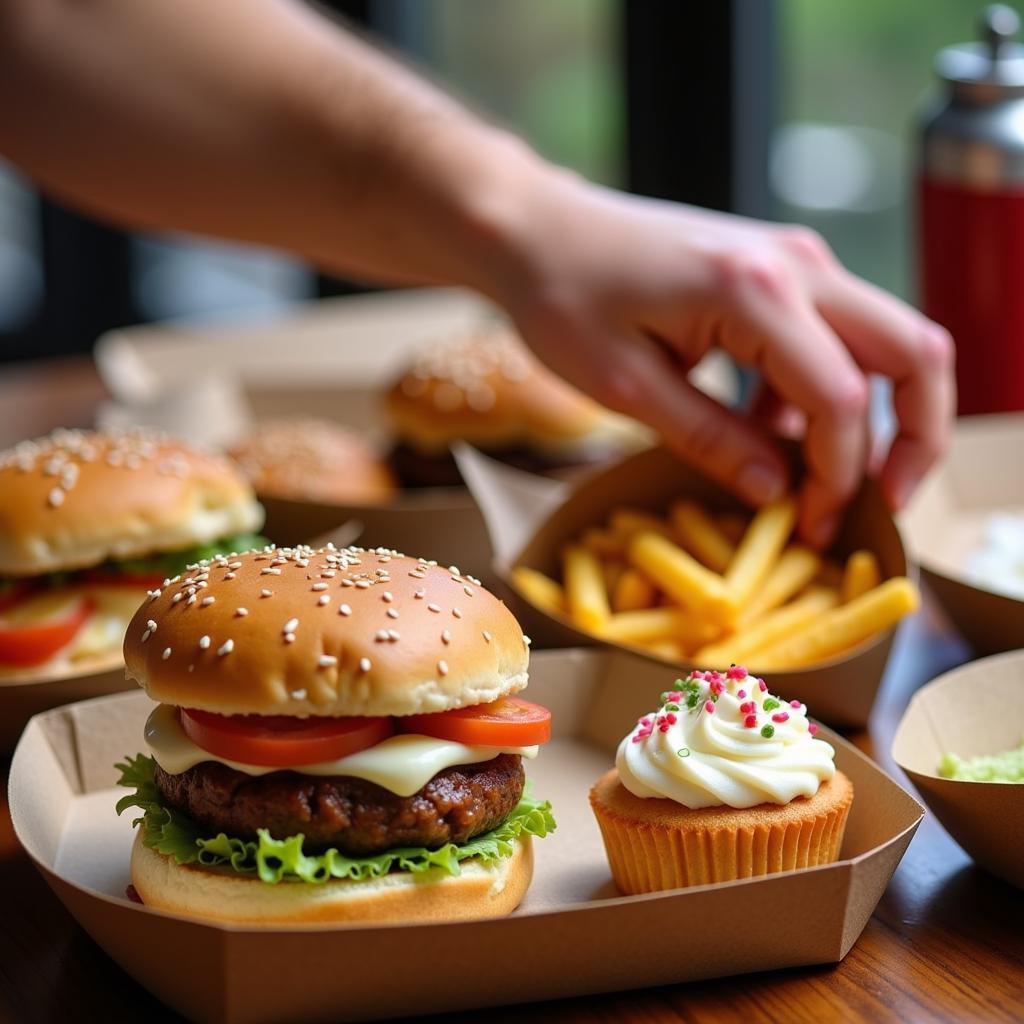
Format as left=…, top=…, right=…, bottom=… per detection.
left=11, top=648, right=923, bottom=1024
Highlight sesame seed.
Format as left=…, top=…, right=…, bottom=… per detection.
left=187, top=595, right=197, bottom=605
left=146, top=620, right=157, bottom=632
left=141, top=629, right=151, bottom=643
left=442, top=630, right=451, bottom=644
left=321, top=571, right=336, bottom=578
left=449, top=565, right=460, bottom=575
left=483, top=630, right=492, bottom=643
left=415, top=589, right=426, bottom=599
left=172, top=593, right=183, bottom=603
left=463, top=586, right=474, bottom=597
left=438, top=659, right=449, bottom=676
left=523, top=635, right=532, bottom=646
left=284, top=633, right=296, bottom=644
left=355, top=580, right=371, bottom=589
left=201, top=596, right=215, bottom=606
left=283, top=618, right=299, bottom=634
left=218, top=639, right=234, bottom=656
left=318, top=655, right=338, bottom=668
left=199, top=635, right=211, bottom=649
left=228, top=562, right=242, bottom=569
left=341, top=579, right=355, bottom=587
left=427, top=603, right=441, bottom=613
left=235, top=608, right=248, bottom=617
left=382, top=591, right=394, bottom=603
left=162, top=647, right=172, bottom=660
left=359, top=657, right=372, bottom=672
left=224, top=572, right=236, bottom=580
left=148, top=590, right=161, bottom=601
left=261, top=567, right=282, bottom=576
left=375, top=629, right=389, bottom=641
left=387, top=629, right=400, bottom=641
left=291, top=688, right=307, bottom=700
left=47, top=487, right=65, bottom=507
left=452, top=608, right=463, bottom=619
left=318, top=595, right=330, bottom=606
left=311, top=583, right=328, bottom=592
left=261, top=589, right=273, bottom=598
left=339, top=603, right=352, bottom=616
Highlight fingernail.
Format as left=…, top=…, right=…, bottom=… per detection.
left=811, top=513, right=839, bottom=550
left=737, top=462, right=785, bottom=505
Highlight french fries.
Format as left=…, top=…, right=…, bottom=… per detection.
left=563, top=545, right=611, bottom=631
left=512, top=567, right=565, bottom=615
left=629, top=532, right=738, bottom=626
left=513, top=496, right=918, bottom=672
left=611, top=568, right=657, bottom=612
left=670, top=500, right=736, bottom=573
left=724, top=498, right=796, bottom=607
left=841, top=550, right=881, bottom=603
left=753, top=577, right=919, bottom=669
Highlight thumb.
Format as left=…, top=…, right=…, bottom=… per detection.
left=587, top=332, right=790, bottom=506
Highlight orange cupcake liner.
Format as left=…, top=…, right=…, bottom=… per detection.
left=590, top=769, right=853, bottom=894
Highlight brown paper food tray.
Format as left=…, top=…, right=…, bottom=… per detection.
left=902, top=412, right=1024, bottom=655
left=892, top=649, right=1024, bottom=889
left=460, top=445, right=910, bottom=730
left=0, top=655, right=129, bottom=751
left=11, top=648, right=922, bottom=1023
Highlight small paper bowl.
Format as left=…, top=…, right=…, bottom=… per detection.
left=892, top=649, right=1024, bottom=889
left=902, top=413, right=1024, bottom=655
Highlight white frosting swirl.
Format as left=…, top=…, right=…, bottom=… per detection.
left=616, top=668, right=835, bottom=809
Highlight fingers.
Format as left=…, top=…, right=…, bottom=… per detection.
left=579, top=330, right=791, bottom=506
left=702, top=256, right=870, bottom=548
left=748, top=379, right=807, bottom=440
left=816, top=271, right=955, bottom=508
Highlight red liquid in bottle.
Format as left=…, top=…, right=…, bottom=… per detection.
left=920, top=176, right=1024, bottom=415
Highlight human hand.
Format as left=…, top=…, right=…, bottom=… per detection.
left=485, top=173, right=954, bottom=547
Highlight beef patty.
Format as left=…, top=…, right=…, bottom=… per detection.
left=154, top=754, right=525, bottom=856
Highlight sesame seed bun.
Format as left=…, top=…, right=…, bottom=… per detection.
left=385, top=325, right=649, bottom=461
left=123, top=546, right=530, bottom=717
left=130, top=830, right=534, bottom=924
left=229, top=418, right=396, bottom=505
left=0, top=429, right=263, bottom=576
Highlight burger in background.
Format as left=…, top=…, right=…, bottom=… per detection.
left=0, top=429, right=266, bottom=679
left=229, top=418, right=396, bottom=506
left=385, top=325, right=650, bottom=488
left=117, top=544, right=554, bottom=924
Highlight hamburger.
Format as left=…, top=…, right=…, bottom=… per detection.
left=116, top=544, right=554, bottom=924
left=0, top=429, right=265, bottom=679
left=229, top=418, right=396, bottom=505
left=385, top=324, right=650, bottom=487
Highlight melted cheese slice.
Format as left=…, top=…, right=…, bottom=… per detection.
left=145, top=703, right=538, bottom=797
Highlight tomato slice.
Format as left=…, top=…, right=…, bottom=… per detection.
left=180, top=708, right=395, bottom=767
left=397, top=697, right=552, bottom=746
left=0, top=594, right=96, bottom=667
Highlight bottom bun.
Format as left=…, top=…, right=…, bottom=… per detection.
left=131, top=830, right=534, bottom=925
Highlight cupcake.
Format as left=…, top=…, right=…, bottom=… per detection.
left=590, top=666, right=853, bottom=893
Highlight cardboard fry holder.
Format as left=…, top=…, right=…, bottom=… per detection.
left=902, top=413, right=1024, bottom=655
left=460, top=445, right=910, bottom=730
left=94, top=288, right=502, bottom=578
left=892, top=649, right=1024, bottom=889
left=0, top=655, right=128, bottom=751
left=11, top=648, right=922, bottom=1023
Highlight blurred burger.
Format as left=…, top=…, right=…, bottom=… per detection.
left=385, top=324, right=649, bottom=487
left=117, top=544, right=554, bottom=924
left=229, top=418, right=396, bottom=506
left=0, top=429, right=266, bottom=679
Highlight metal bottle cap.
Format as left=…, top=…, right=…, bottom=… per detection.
left=935, top=5, right=1024, bottom=94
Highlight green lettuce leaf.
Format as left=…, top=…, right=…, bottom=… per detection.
left=116, top=753, right=555, bottom=885
left=100, top=533, right=271, bottom=580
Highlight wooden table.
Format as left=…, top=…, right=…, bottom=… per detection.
left=1, top=358, right=1022, bottom=1024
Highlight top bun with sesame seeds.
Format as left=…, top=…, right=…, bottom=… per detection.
left=0, top=429, right=264, bottom=576
left=384, top=324, right=649, bottom=462
left=123, top=545, right=531, bottom=717
left=228, top=418, right=396, bottom=505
